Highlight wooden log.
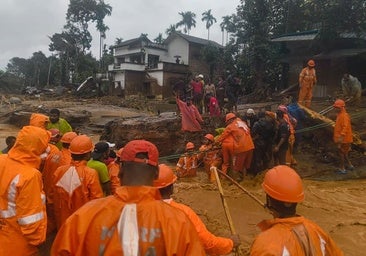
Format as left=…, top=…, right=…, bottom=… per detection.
left=298, top=103, right=363, bottom=146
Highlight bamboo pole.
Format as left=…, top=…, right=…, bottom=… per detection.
left=211, top=167, right=240, bottom=256
left=214, top=167, right=266, bottom=208
left=212, top=167, right=237, bottom=233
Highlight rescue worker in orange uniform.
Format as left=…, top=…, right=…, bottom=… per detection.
left=49, top=135, right=103, bottom=230
left=176, top=142, right=200, bottom=178
left=250, top=165, right=343, bottom=255
left=216, top=113, right=254, bottom=182
left=107, top=147, right=123, bottom=194
left=38, top=129, right=62, bottom=234
left=51, top=139, right=205, bottom=255
left=298, top=59, right=317, bottom=108
left=59, top=131, right=78, bottom=166
left=199, top=133, right=223, bottom=183
left=333, top=99, right=354, bottom=174
left=0, top=126, right=50, bottom=256
left=155, top=164, right=241, bottom=255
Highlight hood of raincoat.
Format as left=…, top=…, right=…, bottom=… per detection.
left=8, top=125, right=50, bottom=168
left=29, top=113, right=49, bottom=129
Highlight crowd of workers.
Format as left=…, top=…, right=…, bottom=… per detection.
left=0, top=59, right=356, bottom=255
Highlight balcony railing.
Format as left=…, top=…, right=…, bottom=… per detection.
left=108, top=62, right=145, bottom=71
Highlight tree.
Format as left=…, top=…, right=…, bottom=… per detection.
left=114, top=37, right=123, bottom=45
left=201, top=9, right=217, bottom=40
left=66, top=0, right=112, bottom=40
left=220, top=15, right=234, bottom=45
left=176, top=11, right=196, bottom=35
left=200, top=44, right=222, bottom=79
left=165, top=24, right=179, bottom=36
left=154, top=33, right=164, bottom=44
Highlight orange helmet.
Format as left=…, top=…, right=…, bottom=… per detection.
left=307, top=59, right=315, bottom=67
left=60, top=132, right=78, bottom=144
left=204, top=133, right=214, bottom=142
left=153, top=164, right=177, bottom=188
left=69, top=135, right=94, bottom=154
left=333, top=99, right=345, bottom=108
left=262, top=165, right=304, bottom=203
left=225, top=113, right=236, bottom=123
left=186, top=142, right=195, bottom=150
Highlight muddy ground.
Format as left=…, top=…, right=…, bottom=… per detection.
left=0, top=94, right=366, bottom=255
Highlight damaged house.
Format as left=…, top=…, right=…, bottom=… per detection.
left=108, top=32, right=222, bottom=99
left=272, top=29, right=366, bottom=97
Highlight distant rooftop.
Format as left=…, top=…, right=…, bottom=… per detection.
left=271, top=30, right=319, bottom=42
left=165, top=32, right=223, bottom=48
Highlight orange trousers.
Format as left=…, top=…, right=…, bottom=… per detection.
left=234, top=150, right=253, bottom=175
left=298, top=86, right=313, bottom=108
left=221, top=143, right=234, bottom=174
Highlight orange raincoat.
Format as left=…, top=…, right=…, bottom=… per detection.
left=217, top=118, right=254, bottom=173
left=176, top=153, right=199, bottom=177
left=199, top=144, right=222, bottom=182
left=166, top=199, right=233, bottom=255
left=250, top=216, right=343, bottom=255
left=41, top=143, right=62, bottom=233
left=107, top=161, right=121, bottom=194
left=59, top=147, right=72, bottom=166
left=334, top=108, right=353, bottom=144
left=50, top=160, right=103, bottom=230
left=51, top=186, right=205, bottom=255
left=29, top=113, right=49, bottom=129
left=0, top=126, right=49, bottom=256
left=298, top=67, right=317, bottom=107
left=42, top=143, right=62, bottom=197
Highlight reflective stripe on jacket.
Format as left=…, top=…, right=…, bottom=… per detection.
left=50, top=160, right=103, bottom=229
left=299, top=67, right=317, bottom=88
left=217, top=118, right=254, bottom=153
left=0, top=126, right=49, bottom=255
left=51, top=186, right=205, bottom=255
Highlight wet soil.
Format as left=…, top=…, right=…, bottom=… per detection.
left=1, top=94, right=365, bottom=255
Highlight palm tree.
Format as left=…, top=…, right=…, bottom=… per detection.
left=201, top=9, right=217, bottom=40
left=220, top=21, right=225, bottom=45
left=114, top=37, right=123, bottom=45
left=220, top=15, right=233, bottom=45
left=154, top=33, right=164, bottom=44
left=176, top=11, right=196, bottom=35
left=165, top=24, right=177, bottom=36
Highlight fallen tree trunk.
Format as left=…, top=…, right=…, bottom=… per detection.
left=298, top=103, right=365, bottom=154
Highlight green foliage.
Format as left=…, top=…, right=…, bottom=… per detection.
left=202, top=9, right=217, bottom=40
left=154, top=33, right=164, bottom=44
left=200, top=44, right=222, bottom=79
left=176, top=11, right=197, bottom=35
left=165, top=24, right=180, bottom=36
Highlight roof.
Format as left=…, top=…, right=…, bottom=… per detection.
left=164, top=32, right=223, bottom=48
left=112, top=36, right=152, bottom=48
left=271, top=30, right=319, bottom=42
left=314, top=48, right=366, bottom=59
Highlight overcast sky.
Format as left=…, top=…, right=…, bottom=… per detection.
left=0, top=0, right=240, bottom=70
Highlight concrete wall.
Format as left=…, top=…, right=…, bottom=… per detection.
left=166, top=37, right=189, bottom=64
